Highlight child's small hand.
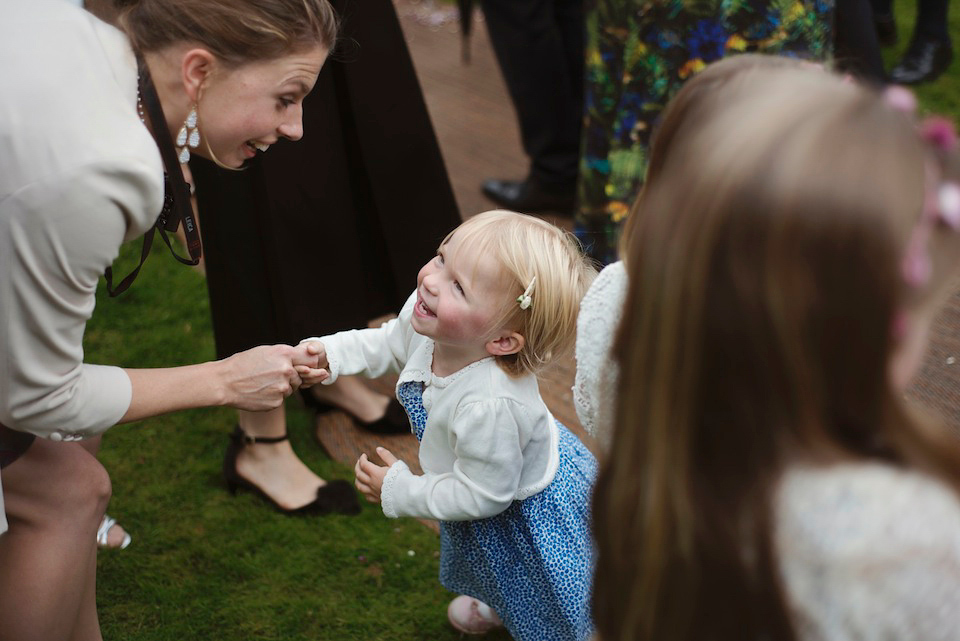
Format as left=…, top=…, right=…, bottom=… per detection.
left=354, top=447, right=399, bottom=503
left=295, top=340, right=329, bottom=387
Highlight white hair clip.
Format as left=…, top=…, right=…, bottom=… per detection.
left=517, top=276, right=536, bottom=310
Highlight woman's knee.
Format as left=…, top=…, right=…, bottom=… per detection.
left=57, top=444, right=112, bottom=519
left=4, top=439, right=112, bottom=525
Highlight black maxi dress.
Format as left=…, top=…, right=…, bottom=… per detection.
left=190, top=0, right=461, bottom=357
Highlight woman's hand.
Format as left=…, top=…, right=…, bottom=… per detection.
left=219, top=343, right=319, bottom=411
left=294, top=340, right=330, bottom=388
left=355, top=447, right=398, bottom=503
left=121, top=343, right=322, bottom=423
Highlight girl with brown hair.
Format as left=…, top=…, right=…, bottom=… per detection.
left=591, top=60, right=960, bottom=640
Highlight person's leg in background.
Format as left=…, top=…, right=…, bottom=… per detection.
left=77, top=435, right=131, bottom=549
left=870, top=0, right=897, bottom=46
left=834, top=0, right=887, bottom=83
left=226, top=407, right=331, bottom=510
left=479, top=0, right=584, bottom=214
left=876, top=0, right=953, bottom=84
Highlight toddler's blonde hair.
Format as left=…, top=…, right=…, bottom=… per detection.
left=441, top=210, right=596, bottom=376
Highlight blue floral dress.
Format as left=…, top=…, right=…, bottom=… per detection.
left=576, top=0, right=836, bottom=263
left=396, top=381, right=597, bottom=641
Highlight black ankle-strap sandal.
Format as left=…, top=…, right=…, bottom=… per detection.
left=223, top=425, right=360, bottom=516
left=230, top=425, right=288, bottom=446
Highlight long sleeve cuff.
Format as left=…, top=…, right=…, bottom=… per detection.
left=380, top=460, right=409, bottom=519
left=9, top=364, right=132, bottom=440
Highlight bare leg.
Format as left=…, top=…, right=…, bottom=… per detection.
left=233, top=405, right=326, bottom=510
left=231, top=377, right=391, bottom=510
left=309, top=375, right=390, bottom=423
left=76, top=436, right=130, bottom=549
left=0, top=438, right=110, bottom=641
left=72, top=532, right=102, bottom=641
left=77, top=435, right=101, bottom=456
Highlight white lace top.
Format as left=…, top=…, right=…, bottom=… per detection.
left=777, top=462, right=960, bottom=639
left=573, top=261, right=627, bottom=443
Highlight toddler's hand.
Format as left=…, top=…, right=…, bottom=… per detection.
left=295, top=340, right=329, bottom=388
left=354, top=447, right=399, bottom=503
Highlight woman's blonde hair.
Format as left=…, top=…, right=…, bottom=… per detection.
left=593, top=62, right=960, bottom=641
left=442, top=210, right=596, bottom=377
left=118, top=0, right=338, bottom=65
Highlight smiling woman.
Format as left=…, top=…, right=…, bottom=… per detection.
left=0, top=0, right=338, bottom=639
left=147, top=46, right=328, bottom=168
left=119, top=0, right=335, bottom=170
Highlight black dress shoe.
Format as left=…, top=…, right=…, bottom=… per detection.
left=356, top=398, right=411, bottom=435
left=873, top=12, right=897, bottom=47
left=481, top=178, right=576, bottom=214
left=302, top=389, right=410, bottom=434
left=889, top=36, right=954, bottom=85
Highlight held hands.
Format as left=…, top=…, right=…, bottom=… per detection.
left=219, top=343, right=322, bottom=411
left=295, top=340, right=330, bottom=388
left=355, top=447, right=399, bottom=503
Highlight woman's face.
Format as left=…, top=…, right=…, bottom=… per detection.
left=194, top=46, right=327, bottom=168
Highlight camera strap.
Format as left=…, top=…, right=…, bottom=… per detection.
left=104, top=54, right=202, bottom=297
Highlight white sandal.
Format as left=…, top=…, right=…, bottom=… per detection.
left=97, top=514, right=132, bottom=550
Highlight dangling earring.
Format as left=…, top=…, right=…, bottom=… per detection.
left=176, top=105, right=200, bottom=163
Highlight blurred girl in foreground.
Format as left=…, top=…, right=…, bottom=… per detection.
left=592, top=56, right=960, bottom=640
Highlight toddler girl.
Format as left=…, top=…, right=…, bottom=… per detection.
left=299, top=210, right=597, bottom=640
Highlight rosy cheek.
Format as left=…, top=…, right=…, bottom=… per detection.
left=443, top=309, right=485, bottom=340
left=435, top=307, right=462, bottom=333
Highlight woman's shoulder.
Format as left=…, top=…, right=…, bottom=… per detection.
left=2, top=1, right=160, bottom=193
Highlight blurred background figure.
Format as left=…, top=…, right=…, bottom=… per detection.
left=575, top=0, right=835, bottom=264
left=575, top=0, right=834, bottom=263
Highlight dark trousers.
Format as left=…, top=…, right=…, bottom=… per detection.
left=480, top=0, right=584, bottom=186
left=835, top=0, right=886, bottom=82
left=871, top=0, right=951, bottom=41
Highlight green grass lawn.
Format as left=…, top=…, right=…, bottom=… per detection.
left=89, top=10, right=957, bottom=638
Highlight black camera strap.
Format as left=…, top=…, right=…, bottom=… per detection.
left=104, top=54, right=202, bottom=297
